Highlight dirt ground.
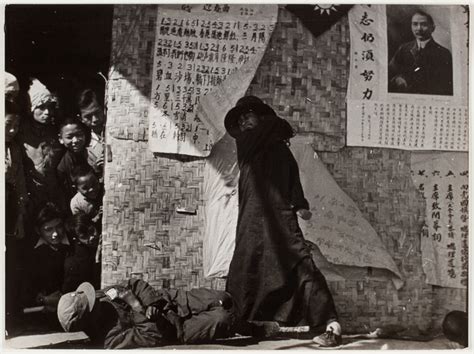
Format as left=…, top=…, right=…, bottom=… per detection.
left=3, top=331, right=464, bottom=350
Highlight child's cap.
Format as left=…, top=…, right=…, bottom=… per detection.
left=28, top=78, right=58, bottom=112
left=57, top=282, right=96, bottom=332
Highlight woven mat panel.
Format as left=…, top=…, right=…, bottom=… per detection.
left=103, top=5, right=458, bottom=331
left=102, top=136, right=217, bottom=290
left=319, top=147, right=435, bottom=332
left=107, top=5, right=156, bottom=141
left=247, top=7, right=348, bottom=152
left=431, top=287, right=467, bottom=331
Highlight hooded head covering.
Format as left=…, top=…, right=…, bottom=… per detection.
left=28, top=78, right=58, bottom=112
left=5, top=72, right=19, bottom=101
left=224, top=95, right=276, bottom=138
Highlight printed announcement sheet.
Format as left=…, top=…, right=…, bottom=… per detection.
left=411, top=152, right=468, bottom=288
left=347, top=5, right=468, bottom=151
left=149, top=4, right=277, bottom=156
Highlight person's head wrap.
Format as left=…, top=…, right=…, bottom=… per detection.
left=5, top=72, right=20, bottom=101
left=224, top=95, right=276, bottom=138
left=28, top=78, right=58, bottom=112
left=57, top=282, right=96, bottom=332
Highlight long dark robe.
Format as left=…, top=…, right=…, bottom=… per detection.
left=226, top=115, right=338, bottom=326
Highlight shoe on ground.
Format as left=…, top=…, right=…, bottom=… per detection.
left=312, top=329, right=342, bottom=347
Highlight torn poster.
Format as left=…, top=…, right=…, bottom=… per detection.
left=290, top=136, right=404, bottom=289
left=149, top=4, right=277, bottom=156
left=347, top=5, right=468, bottom=151
left=411, top=152, right=468, bottom=288
left=203, top=134, right=404, bottom=288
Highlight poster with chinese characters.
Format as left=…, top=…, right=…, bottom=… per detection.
left=347, top=5, right=468, bottom=151
left=411, top=152, right=468, bottom=288
left=149, top=4, right=277, bottom=156
left=291, top=137, right=404, bottom=289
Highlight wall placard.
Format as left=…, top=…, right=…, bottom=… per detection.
left=347, top=5, right=468, bottom=151
left=149, top=4, right=277, bottom=156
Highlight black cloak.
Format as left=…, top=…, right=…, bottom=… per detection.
left=226, top=113, right=337, bottom=326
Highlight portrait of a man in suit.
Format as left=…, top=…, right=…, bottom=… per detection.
left=388, top=10, right=453, bottom=96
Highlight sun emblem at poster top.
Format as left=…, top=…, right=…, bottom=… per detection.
left=313, top=4, right=339, bottom=15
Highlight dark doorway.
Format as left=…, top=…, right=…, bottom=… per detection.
left=5, top=5, right=114, bottom=114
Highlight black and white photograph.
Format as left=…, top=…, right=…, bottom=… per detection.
left=2, top=3, right=469, bottom=351
left=387, top=5, right=453, bottom=96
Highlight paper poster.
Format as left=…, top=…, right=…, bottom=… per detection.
left=291, top=137, right=404, bottom=288
left=202, top=135, right=403, bottom=287
left=347, top=5, right=468, bottom=151
left=149, top=4, right=277, bottom=156
left=202, top=133, right=238, bottom=278
left=196, top=53, right=266, bottom=144
left=411, top=152, right=468, bottom=288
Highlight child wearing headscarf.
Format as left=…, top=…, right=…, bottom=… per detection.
left=17, top=78, right=66, bottom=216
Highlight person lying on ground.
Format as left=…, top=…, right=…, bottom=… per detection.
left=57, top=278, right=280, bottom=349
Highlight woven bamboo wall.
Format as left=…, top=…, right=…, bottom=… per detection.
left=103, top=5, right=466, bottom=333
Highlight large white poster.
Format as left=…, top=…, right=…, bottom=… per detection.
left=149, top=4, right=277, bottom=156
left=347, top=5, right=468, bottom=151
left=291, top=137, right=404, bottom=289
left=411, top=152, right=468, bottom=288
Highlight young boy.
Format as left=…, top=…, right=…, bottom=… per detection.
left=57, top=117, right=92, bottom=203
left=70, top=164, right=103, bottom=223
left=25, top=203, right=70, bottom=312
left=63, top=213, right=101, bottom=293
left=77, top=88, right=105, bottom=177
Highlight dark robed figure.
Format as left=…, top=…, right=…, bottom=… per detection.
left=224, top=96, right=342, bottom=347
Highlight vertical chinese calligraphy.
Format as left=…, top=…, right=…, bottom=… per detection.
left=347, top=5, right=468, bottom=152
left=411, top=152, right=468, bottom=288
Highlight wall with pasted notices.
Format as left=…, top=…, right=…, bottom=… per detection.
left=103, top=5, right=466, bottom=333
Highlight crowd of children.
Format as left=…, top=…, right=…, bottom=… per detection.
left=5, top=72, right=106, bottom=335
